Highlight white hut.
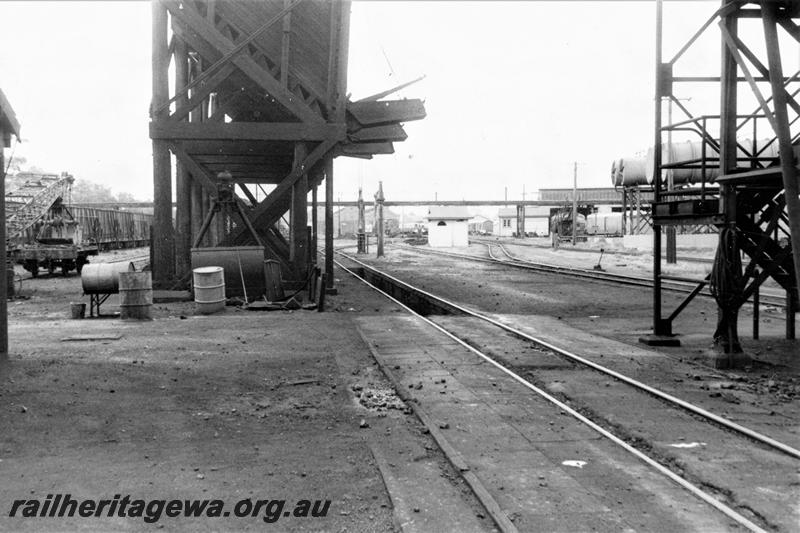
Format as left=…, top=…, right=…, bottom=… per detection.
left=497, top=206, right=552, bottom=237
left=426, top=206, right=471, bottom=247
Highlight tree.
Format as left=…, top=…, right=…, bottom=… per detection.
left=70, top=180, right=117, bottom=203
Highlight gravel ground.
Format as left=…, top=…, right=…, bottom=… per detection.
left=0, top=248, right=488, bottom=532
left=344, top=240, right=800, bottom=430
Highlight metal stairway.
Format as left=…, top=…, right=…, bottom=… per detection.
left=5, top=172, right=74, bottom=243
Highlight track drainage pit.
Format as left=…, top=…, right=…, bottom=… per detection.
left=353, top=267, right=463, bottom=317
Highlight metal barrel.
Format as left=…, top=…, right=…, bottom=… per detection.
left=81, top=262, right=135, bottom=294
left=119, top=271, right=153, bottom=320
left=190, top=246, right=265, bottom=299
left=192, top=266, right=226, bottom=314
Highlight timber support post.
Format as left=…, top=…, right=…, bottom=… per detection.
left=151, top=0, right=175, bottom=287
left=0, top=88, right=17, bottom=358
left=174, top=35, right=192, bottom=279
left=151, top=0, right=423, bottom=297
left=290, top=143, right=309, bottom=280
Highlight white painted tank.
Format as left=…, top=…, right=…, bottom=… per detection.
left=585, top=212, right=623, bottom=236
left=611, top=157, right=648, bottom=187
left=644, top=138, right=781, bottom=185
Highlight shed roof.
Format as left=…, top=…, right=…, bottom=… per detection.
left=426, top=206, right=471, bottom=220
left=0, top=89, right=21, bottom=146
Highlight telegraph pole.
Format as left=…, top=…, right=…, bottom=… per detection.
left=572, top=161, right=578, bottom=245
left=357, top=187, right=365, bottom=253
left=375, top=182, right=385, bottom=258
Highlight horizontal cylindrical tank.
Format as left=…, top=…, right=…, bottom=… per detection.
left=81, top=262, right=135, bottom=294
left=585, top=212, right=623, bottom=236
left=190, top=246, right=266, bottom=299
left=612, top=157, right=648, bottom=187
left=614, top=138, right=782, bottom=187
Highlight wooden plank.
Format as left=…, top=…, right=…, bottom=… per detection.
left=336, top=1, right=351, bottom=121
left=164, top=0, right=324, bottom=125
left=340, top=142, right=394, bottom=156
left=227, top=138, right=336, bottom=243
left=0, top=89, right=20, bottom=140
left=220, top=1, right=328, bottom=104
left=193, top=154, right=293, bottom=165
left=348, top=99, right=426, bottom=126
left=174, top=36, right=193, bottom=278
left=281, top=0, right=292, bottom=88
left=160, top=0, right=304, bottom=119
left=348, top=123, right=407, bottom=143
left=324, top=154, right=334, bottom=289
left=238, top=184, right=258, bottom=207
left=150, top=121, right=345, bottom=141
left=199, top=164, right=286, bottom=176
left=168, top=62, right=237, bottom=123
left=180, top=139, right=290, bottom=155
left=289, top=143, right=309, bottom=273
left=356, top=76, right=426, bottom=103
left=167, top=142, right=219, bottom=195
left=152, top=0, right=175, bottom=284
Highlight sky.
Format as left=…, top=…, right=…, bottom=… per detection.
left=0, top=1, right=794, bottom=205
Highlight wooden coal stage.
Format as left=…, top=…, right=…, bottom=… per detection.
left=149, top=0, right=425, bottom=292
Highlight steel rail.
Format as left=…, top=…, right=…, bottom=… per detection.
left=338, top=250, right=800, bottom=461
left=471, top=236, right=715, bottom=265
left=333, top=254, right=769, bottom=533
left=392, top=241, right=787, bottom=309
left=488, top=241, right=787, bottom=308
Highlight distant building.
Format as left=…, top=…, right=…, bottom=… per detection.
left=469, top=215, right=494, bottom=235
left=426, top=206, right=471, bottom=247
left=315, top=206, right=399, bottom=237
left=497, top=206, right=551, bottom=237
left=538, top=187, right=624, bottom=203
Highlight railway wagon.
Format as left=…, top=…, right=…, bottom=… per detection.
left=585, top=212, right=623, bottom=236
left=70, top=206, right=152, bottom=250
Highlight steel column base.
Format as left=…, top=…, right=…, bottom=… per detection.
left=701, top=349, right=752, bottom=370
left=638, top=334, right=681, bottom=347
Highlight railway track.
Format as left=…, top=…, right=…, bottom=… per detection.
left=393, top=240, right=788, bottom=310
left=471, top=236, right=716, bottom=264
left=335, top=250, right=798, bottom=532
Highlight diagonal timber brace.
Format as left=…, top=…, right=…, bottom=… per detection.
left=162, top=0, right=323, bottom=125
left=167, top=142, right=218, bottom=195
left=224, top=138, right=337, bottom=245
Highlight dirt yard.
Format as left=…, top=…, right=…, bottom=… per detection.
left=0, top=250, right=489, bottom=532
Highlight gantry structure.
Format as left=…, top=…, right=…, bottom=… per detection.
left=647, top=0, right=800, bottom=365
left=149, top=0, right=424, bottom=290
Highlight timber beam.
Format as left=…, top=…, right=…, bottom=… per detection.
left=151, top=121, right=346, bottom=142
left=162, top=0, right=324, bottom=125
